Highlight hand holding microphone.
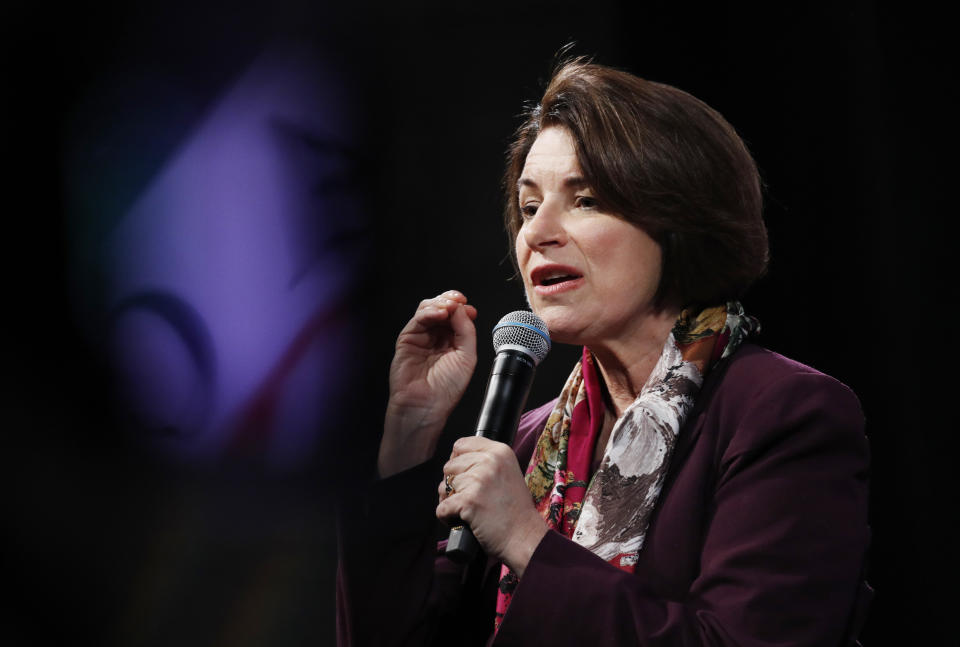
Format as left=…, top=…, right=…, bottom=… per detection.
left=438, top=311, right=551, bottom=567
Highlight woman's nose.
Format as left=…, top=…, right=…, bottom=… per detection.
left=521, top=199, right=567, bottom=250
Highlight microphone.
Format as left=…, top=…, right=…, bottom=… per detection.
left=445, top=311, right=550, bottom=563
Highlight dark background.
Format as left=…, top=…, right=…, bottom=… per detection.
left=5, top=1, right=954, bottom=645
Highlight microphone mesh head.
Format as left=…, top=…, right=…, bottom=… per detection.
left=492, top=311, right=550, bottom=364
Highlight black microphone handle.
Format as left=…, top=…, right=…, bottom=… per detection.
left=445, top=350, right=536, bottom=564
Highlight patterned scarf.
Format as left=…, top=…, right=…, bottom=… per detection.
left=494, top=302, right=758, bottom=631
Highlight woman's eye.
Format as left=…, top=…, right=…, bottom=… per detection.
left=520, top=203, right=539, bottom=219
left=576, top=196, right=598, bottom=210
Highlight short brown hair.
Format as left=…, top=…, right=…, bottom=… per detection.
left=504, top=60, right=769, bottom=307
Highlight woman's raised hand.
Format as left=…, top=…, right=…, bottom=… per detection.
left=378, top=291, right=478, bottom=478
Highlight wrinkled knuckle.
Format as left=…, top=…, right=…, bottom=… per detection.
left=473, top=468, right=492, bottom=488
left=474, top=456, right=492, bottom=474
left=484, top=449, right=503, bottom=466
left=456, top=487, right=474, bottom=506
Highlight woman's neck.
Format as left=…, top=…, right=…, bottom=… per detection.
left=589, top=306, right=680, bottom=417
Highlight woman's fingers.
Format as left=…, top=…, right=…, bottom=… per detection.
left=416, top=290, right=467, bottom=313
left=437, top=471, right=465, bottom=502
left=437, top=438, right=507, bottom=508
left=410, top=291, right=475, bottom=328
left=401, top=291, right=478, bottom=358
left=442, top=447, right=486, bottom=480
left=438, top=478, right=449, bottom=501
left=449, top=435, right=508, bottom=458
left=436, top=437, right=547, bottom=575
left=435, top=475, right=470, bottom=523
left=448, top=301, right=477, bottom=349
left=437, top=438, right=512, bottom=518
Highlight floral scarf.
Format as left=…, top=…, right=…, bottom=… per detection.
left=494, top=302, right=758, bottom=631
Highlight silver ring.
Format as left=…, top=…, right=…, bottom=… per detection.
left=444, top=474, right=455, bottom=496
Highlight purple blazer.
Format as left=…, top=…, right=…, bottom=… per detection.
left=337, top=344, right=871, bottom=646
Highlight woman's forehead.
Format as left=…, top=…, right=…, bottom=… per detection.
left=520, top=128, right=583, bottom=188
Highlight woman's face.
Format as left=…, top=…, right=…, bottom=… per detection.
left=516, top=127, right=664, bottom=346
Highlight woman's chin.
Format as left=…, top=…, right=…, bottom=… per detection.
left=533, top=311, right=584, bottom=346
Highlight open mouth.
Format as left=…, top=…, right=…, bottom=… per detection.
left=540, top=273, right=580, bottom=286
left=531, top=265, right=584, bottom=292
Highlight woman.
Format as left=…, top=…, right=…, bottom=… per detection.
left=338, top=60, right=870, bottom=646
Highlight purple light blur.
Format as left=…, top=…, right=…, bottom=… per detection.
left=98, top=44, right=367, bottom=470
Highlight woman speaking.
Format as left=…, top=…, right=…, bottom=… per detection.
left=338, top=59, right=870, bottom=646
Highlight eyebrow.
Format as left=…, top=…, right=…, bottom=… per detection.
left=517, top=175, right=590, bottom=192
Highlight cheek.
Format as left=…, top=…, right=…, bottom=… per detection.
left=514, top=239, right=537, bottom=308
left=514, top=236, right=530, bottom=275
left=594, top=229, right=662, bottom=291
left=635, top=249, right=664, bottom=298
